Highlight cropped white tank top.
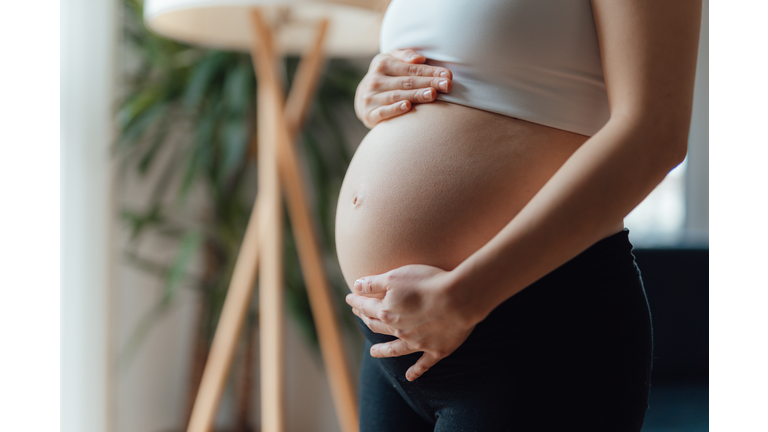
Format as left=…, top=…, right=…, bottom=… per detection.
left=380, top=0, right=610, bottom=137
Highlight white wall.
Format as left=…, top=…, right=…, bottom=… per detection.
left=61, top=0, right=117, bottom=431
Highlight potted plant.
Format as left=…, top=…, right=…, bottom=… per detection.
left=116, top=0, right=366, bottom=429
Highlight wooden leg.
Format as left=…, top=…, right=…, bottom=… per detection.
left=185, top=198, right=261, bottom=432
left=186, top=10, right=359, bottom=432
left=284, top=19, right=328, bottom=133
left=250, top=10, right=286, bottom=432
left=253, top=12, right=359, bottom=432
left=278, top=19, right=360, bottom=432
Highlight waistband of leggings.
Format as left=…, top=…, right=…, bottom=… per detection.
left=498, top=228, right=639, bottom=305
left=474, top=228, right=641, bottom=330
left=541, top=228, right=637, bottom=282
left=562, top=227, right=635, bottom=269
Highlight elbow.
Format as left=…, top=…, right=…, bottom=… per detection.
left=635, top=129, right=688, bottom=175
left=649, top=111, right=692, bottom=170
left=659, top=113, right=692, bottom=169
left=618, top=109, right=691, bottom=171
left=611, top=100, right=693, bottom=170
left=663, top=134, right=689, bottom=170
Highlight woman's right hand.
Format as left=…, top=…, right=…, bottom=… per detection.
left=355, top=49, right=453, bottom=128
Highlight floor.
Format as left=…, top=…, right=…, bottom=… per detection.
left=641, top=382, right=709, bottom=432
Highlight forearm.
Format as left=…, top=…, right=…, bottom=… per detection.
left=450, top=114, right=687, bottom=324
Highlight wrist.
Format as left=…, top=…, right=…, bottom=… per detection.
left=444, top=265, right=498, bottom=328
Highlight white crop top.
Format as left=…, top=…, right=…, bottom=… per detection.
left=380, top=0, right=610, bottom=137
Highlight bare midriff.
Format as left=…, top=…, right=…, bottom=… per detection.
left=335, top=101, right=624, bottom=291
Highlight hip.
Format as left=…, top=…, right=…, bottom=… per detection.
left=358, top=228, right=653, bottom=384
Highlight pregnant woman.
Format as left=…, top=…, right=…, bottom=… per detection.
left=335, top=1, right=701, bottom=430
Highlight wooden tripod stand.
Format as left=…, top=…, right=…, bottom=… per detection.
left=186, top=9, right=358, bottom=432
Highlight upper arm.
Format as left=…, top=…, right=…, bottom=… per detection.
left=591, top=0, right=702, bottom=155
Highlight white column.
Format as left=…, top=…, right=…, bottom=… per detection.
left=61, top=0, right=117, bottom=431
left=685, top=1, right=709, bottom=235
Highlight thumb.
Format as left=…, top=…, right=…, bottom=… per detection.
left=391, top=48, right=426, bottom=64
left=354, top=273, right=389, bottom=295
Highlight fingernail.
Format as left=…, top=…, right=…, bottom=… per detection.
left=354, top=279, right=364, bottom=291
left=422, top=89, right=433, bottom=100
left=409, top=53, right=418, bottom=60
left=439, top=71, right=449, bottom=78
left=370, top=346, right=379, bottom=357
left=399, top=101, right=408, bottom=111
left=439, top=80, right=448, bottom=91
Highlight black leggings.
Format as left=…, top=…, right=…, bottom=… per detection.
left=357, top=229, right=653, bottom=432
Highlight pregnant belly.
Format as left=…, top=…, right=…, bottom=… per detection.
left=334, top=102, right=590, bottom=290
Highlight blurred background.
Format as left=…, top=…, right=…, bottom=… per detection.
left=60, top=1, right=709, bottom=431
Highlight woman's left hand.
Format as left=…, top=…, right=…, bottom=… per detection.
left=345, top=264, right=479, bottom=381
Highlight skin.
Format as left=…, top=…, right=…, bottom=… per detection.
left=342, top=0, right=702, bottom=382
left=337, top=102, right=605, bottom=297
